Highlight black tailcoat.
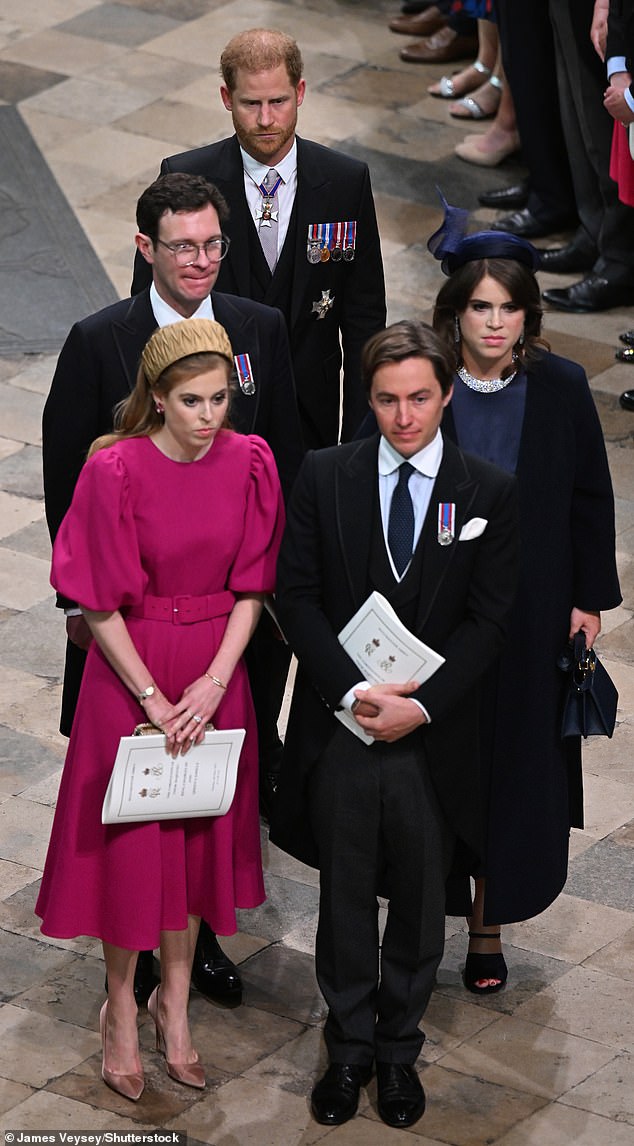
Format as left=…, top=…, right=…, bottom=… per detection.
left=132, top=135, right=386, bottom=448
left=271, top=435, right=519, bottom=871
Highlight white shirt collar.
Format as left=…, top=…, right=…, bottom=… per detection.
left=240, top=140, right=297, bottom=187
left=149, top=282, right=214, bottom=327
left=378, top=429, right=444, bottom=477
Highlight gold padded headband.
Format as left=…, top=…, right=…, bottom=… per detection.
left=141, top=319, right=233, bottom=385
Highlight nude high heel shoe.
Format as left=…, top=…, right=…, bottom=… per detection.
left=147, top=986, right=206, bottom=1089
left=99, top=1000, right=144, bottom=1102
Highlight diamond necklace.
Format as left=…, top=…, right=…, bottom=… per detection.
left=457, top=364, right=517, bottom=393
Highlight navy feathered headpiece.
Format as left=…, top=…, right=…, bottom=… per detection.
left=427, top=189, right=540, bottom=275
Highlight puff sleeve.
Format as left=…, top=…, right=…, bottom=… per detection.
left=51, top=448, right=148, bottom=612
left=227, top=436, right=285, bottom=594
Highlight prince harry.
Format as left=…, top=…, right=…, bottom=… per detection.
left=272, top=321, right=519, bottom=1129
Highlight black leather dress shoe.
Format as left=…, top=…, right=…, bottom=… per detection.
left=619, top=329, right=634, bottom=347
left=492, top=208, right=577, bottom=239
left=401, top=0, right=435, bottom=11
left=191, top=920, right=242, bottom=1007
left=376, top=1063, right=426, bottom=1128
left=311, top=1063, right=373, bottom=1125
left=616, top=348, right=634, bottom=363
left=478, top=182, right=529, bottom=210
left=538, top=238, right=598, bottom=274
left=619, top=389, right=634, bottom=409
left=104, top=949, right=160, bottom=1007
left=542, top=273, right=634, bottom=312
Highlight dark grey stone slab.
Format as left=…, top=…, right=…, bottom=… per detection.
left=236, top=871, right=319, bottom=943
left=341, top=139, right=527, bottom=207
left=0, top=445, right=43, bottom=500
left=0, top=107, right=117, bottom=356
left=57, top=2, right=182, bottom=46
left=0, top=926, right=75, bottom=1002
left=0, top=61, right=66, bottom=103
left=566, top=838, right=634, bottom=912
left=0, top=597, right=64, bottom=679
left=4, top=519, right=51, bottom=561
left=241, top=944, right=325, bottom=1027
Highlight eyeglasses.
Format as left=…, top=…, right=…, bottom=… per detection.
left=156, top=237, right=231, bottom=266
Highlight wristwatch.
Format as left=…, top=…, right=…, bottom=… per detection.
left=137, top=684, right=155, bottom=704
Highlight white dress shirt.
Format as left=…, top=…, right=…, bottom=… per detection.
left=150, top=283, right=214, bottom=325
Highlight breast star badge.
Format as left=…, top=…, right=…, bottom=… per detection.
left=312, top=289, right=335, bottom=320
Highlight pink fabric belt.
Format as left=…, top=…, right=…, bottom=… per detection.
left=126, top=591, right=235, bottom=624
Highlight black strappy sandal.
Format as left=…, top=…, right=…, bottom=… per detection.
left=463, top=931, right=508, bottom=995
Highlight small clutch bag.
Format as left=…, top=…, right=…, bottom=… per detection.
left=558, top=632, right=618, bottom=739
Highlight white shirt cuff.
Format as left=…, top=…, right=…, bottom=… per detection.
left=64, top=607, right=82, bottom=617
left=607, top=55, right=628, bottom=78
left=340, top=681, right=371, bottom=710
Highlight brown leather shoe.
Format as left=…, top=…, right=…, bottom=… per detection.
left=389, top=5, right=446, bottom=35
left=400, top=28, right=479, bottom=63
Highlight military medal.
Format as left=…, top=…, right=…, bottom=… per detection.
left=312, top=289, right=335, bottom=320
left=343, top=219, right=357, bottom=261
left=234, top=352, right=255, bottom=396
left=331, top=221, right=343, bottom=261
left=437, top=502, right=455, bottom=546
left=308, top=240, right=322, bottom=264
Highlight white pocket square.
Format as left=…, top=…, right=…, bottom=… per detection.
left=458, top=517, right=488, bottom=541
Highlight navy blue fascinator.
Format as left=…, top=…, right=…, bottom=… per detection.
left=427, top=189, right=540, bottom=275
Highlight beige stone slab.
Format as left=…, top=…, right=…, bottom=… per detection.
left=75, top=207, right=135, bottom=260
left=0, top=548, right=52, bottom=610
left=0, top=1086, right=152, bottom=1134
left=280, top=913, right=318, bottom=957
left=558, top=1050, right=634, bottom=1124
left=19, top=105, right=90, bottom=152
left=568, top=826, right=599, bottom=861
left=0, top=1075, right=33, bottom=1116
left=0, top=1003, right=99, bottom=1088
left=115, top=96, right=220, bottom=150
left=23, top=76, right=156, bottom=124
left=0, top=381, right=43, bottom=446
left=440, top=1014, right=616, bottom=1099
left=243, top=1025, right=326, bottom=1097
left=0, top=858, right=41, bottom=901
left=298, top=91, right=386, bottom=146
left=145, top=3, right=370, bottom=69
left=3, top=683, right=66, bottom=753
left=515, top=966, right=634, bottom=1052
left=584, top=926, right=634, bottom=982
left=20, top=767, right=64, bottom=808
left=0, top=491, right=44, bottom=541
left=158, top=72, right=232, bottom=119
left=580, top=771, right=634, bottom=839
left=6, top=0, right=99, bottom=32
left=3, top=354, right=56, bottom=397
left=101, top=259, right=134, bottom=301
left=0, top=795, right=53, bottom=870
left=505, top=895, right=634, bottom=964
left=46, top=124, right=178, bottom=189
left=0, top=438, right=23, bottom=462
left=0, top=29, right=123, bottom=76
left=494, top=1099, right=634, bottom=1145
left=98, top=49, right=209, bottom=100
left=421, top=991, right=499, bottom=1065
left=217, top=929, right=270, bottom=967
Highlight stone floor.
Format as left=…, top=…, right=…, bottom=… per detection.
left=1, top=0, right=634, bottom=1142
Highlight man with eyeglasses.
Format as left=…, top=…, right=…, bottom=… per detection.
left=42, top=171, right=302, bottom=1012
left=131, top=27, right=386, bottom=452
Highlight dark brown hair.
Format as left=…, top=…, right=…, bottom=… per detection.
left=136, top=174, right=229, bottom=246
left=433, top=258, right=548, bottom=372
left=362, top=320, right=456, bottom=397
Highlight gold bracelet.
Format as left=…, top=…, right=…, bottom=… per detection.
left=204, top=672, right=227, bottom=690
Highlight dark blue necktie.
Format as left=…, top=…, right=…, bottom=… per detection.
left=388, top=461, right=415, bottom=576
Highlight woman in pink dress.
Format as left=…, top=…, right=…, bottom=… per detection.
left=36, top=319, right=284, bottom=1101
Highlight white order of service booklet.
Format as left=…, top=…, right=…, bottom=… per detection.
left=102, top=727, right=245, bottom=824
left=336, top=591, right=445, bottom=744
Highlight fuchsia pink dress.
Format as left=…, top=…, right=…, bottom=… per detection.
left=36, top=431, right=284, bottom=950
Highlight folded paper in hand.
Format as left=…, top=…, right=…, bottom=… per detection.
left=336, top=591, right=445, bottom=743
left=102, top=727, right=245, bottom=824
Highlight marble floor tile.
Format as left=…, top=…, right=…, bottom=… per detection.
left=558, top=1050, right=634, bottom=1124
left=0, top=382, right=44, bottom=447
left=0, top=1087, right=151, bottom=1134
left=387, top=1062, right=548, bottom=1145
left=515, top=966, right=634, bottom=1053
left=0, top=928, right=76, bottom=1004
left=240, top=943, right=326, bottom=1026
left=186, top=993, right=306, bottom=1076
left=0, top=1077, right=33, bottom=1117
left=566, top=839, right=634, bottom=913
left=421, top=991, right=499, bottom=1064
left=439, top=1013, right=616, bottom=1099
left=582, top=925, right=634, bottom=982
left=0, top=439, right=23, bottom=463
left=0, top=858, right=41, bottom=901
left=236, top=871, right=320, bottom=943
left=505, top=894, right=634, bottom=965
left=7, top=519, right=53, bottom=562
left=0, top=30, right=124, bottom=76
left=494, top=1101, right=634, bottom=1145
left=243, top=1025, right=326, bottom=1097
left=0, top=59, right=66, bottom=102
left=0, top=795, right=53, bottom=870
left=0, top=723, right=65, bottom=797
left=261, top=837, right=320, bottom=887
left=0, top=596, right=63, bottom=676
left=23, top=75, right=157, bottom=124
left=115, top=97, right=221, bottom=150
left=166, top=1074, right=331, bottom=1146
left=0, top=490, right=44, bottom=540
left=20, top=105, right=89, bottom=151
